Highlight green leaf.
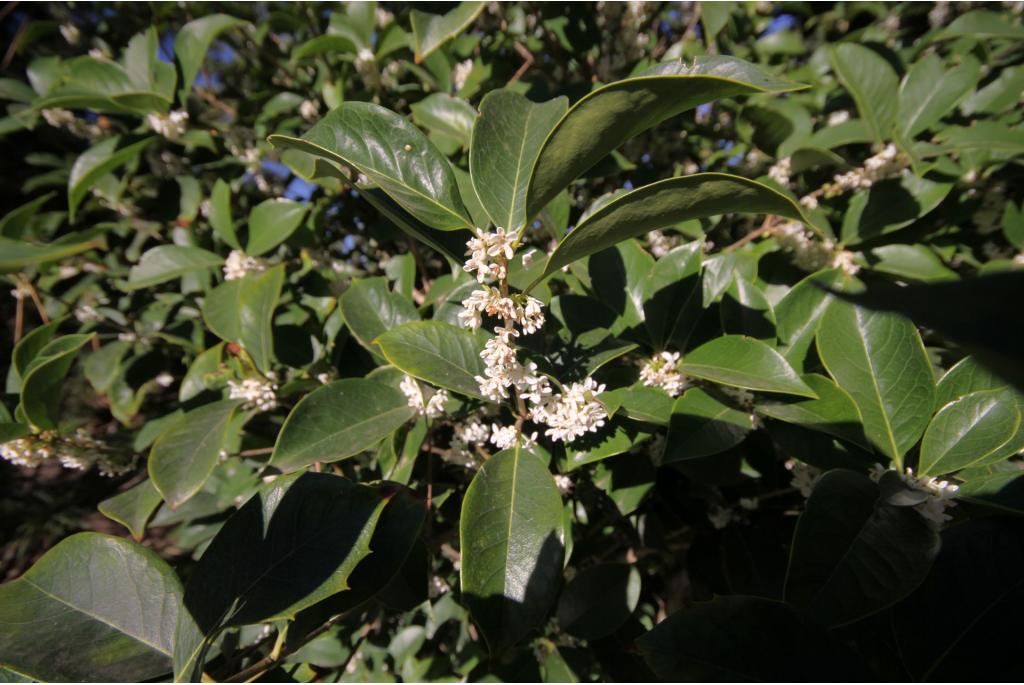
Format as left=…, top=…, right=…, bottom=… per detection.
left=246, top=198, right=308, bottom=256
left=720, top=276, right=776, bottom=342
left=680, top=335, right=816, bottom=398
left=339, top=277, right=419, bottom=359
left=470, top=89, right=567, bottom=231
left=935, top=355, right=1008, bottom=409
left=642, top=241, right=704, bottom=349
left=774, top=268, right=847, bottom=372
left=268, top=102, right=471, bottom=230
left=361, top=186, right=471, bottom=263
left=409, top=2, right=485, bottom=63
left=376, top=321, right=489, bottom=400
left=866, top=244, right=958, bottom=282
left=98, top=479, right=163, bottom=540
left=932, top=9, right=1024, bottom=41
left=175, top=14, right=245, bottom=102
left=556, top=563, right=640, bottom=640
left=662, top=388, right=753, bottom=463
left=816, top=302, right=935, bottom=466
left=173, top=473, right=389, bottom=681
left=148, top=399, right=244, bottom=509
left=0, top=232, right=106, bottom=273
left=19, top=333, right=94, bottom=430
left=956, top=471, right=1024, bottom=515
left=526, top=55, right=805, bottom=217
left=0, top=191, right=55, bottom=239
left=785, top=470, right=941, bottom=627
left=9, top=320, right=62, bottom=394
left=68, top=136, right=156, bottom=222
left=270, top=379, right=415, bottom=473
left=755, top=374, right=869, bottom=449
left=637, top=595, right=868, bottom=681
left=179, top=343, right=224, bottom=402
left=0, top=532, right=187, bottom=682
left=201, top=279, right=244, bottom=342
left=410, top=92, right=477, bottom=150
left=829, top=43, right=899, bottom=143
left=239, top=265, right=285, bottom=372
left=898, top=53, right=979, bottom=138
left=840, top=172, right=953, bottom=245
left=127, top=245, right=222, bottom=290
left=460, top=446, right=564, bottom=654
left=533, top=174, right=812, bottom=285
left=918, top=389, right=1020, bottom=475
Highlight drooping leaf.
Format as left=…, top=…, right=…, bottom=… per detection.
left=681, top=335, right=816, bottom=397
left=207, top=178, right=239, bottom=249
left=148, top=399, right=244, bottom=509
left=784, top=469, right=940, bottom=627
left=98, top=479, right=164, bottom=540
left=526, top=55, right=805, bottom=217
left=461, top=446, right=564, bottom=655
left=174, top=14, right=245, bottom=102
left=19, top=333, right=94, bottom=430
left=816, top=301, right=935, bottom=466
left=237, top=264, right=285, bottom=373
left=245, top=198, right=309, bottom=256
left=0, top=532, right=189, bottom=682
left=0, top=191, right=55, bottom=239
left=409, top=2, right=486, bottom=63
left=470, top=89, right=567, bottom=231
left=376, top=321, right=489, bottom=400
left=918, top=389, right=1020, bottom=475
left=642, top=241, right=704, bottom=349
left=0, top=232, right=106, bottom=274
left=68, top=136, right=156, bottom=221
left=774, top=268, right=848, bottom=372
left=270, top=379, right=415, bottom=473
left=127, top=245, right=222, bottom=290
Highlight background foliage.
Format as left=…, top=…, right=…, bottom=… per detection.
left=1, top=1, right=1023, bottom=682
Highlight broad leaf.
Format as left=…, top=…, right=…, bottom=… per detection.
left=411, top=92, right=477, bottom=150
left=784, top=470, right=940, bottom=627
left=175, top=14, right=245, bottom=102
left=270, top=379, right=415, bottom=473
left=127, top=245, right=222, bottom=290
left=207, top=178, right=239, bottom=249
left=19, top=333, right=94, bottom=430
left=0, top=532, right=188, bottom=682
left=68, top=136, right=156, bottom=221
left=98, top=479, right=163, bottom=540
left=755, top=374, right=869, bottom=449
left=339, top=277, right=419, bottom=358
left=642, top=241, right=704, bottom=349
left=409, top=2, right=486, bottom=63
left=662, top=388, right=753, bottom=463
left=918, top=389, right=1020, bottom=475
left=460, top=446, right=564, bottom=654
left=816, top=302, right=935, bottom=466
left=237, top=264, right=285, bottom=372
left=556, top=563, right=640, bottom=640
left=774, top=268, right=847, bottom=372
left=376, top=321, right=489, bottom=400
left=470, top=89, right=567, bottom=231
left=526, top=55, right=804, bottom=217
left=829, top=43, right=899, bottom=143
left=680, top=335, right=816, bottom=397
left=246, top=198, right=308, bottom=256
left=898, top=53, right=979, bottom=138
left=148, top=399, right=244, bottom=509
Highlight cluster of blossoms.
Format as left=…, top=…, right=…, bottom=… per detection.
left=452, top=59, right=473, bottom=92
left=639, top=351, right=687, bottom=397
left=786, top=459, right=822, bottom=498
left=41, top=108, right=101, bottom=139
left=223, top=250, right=267, bottom=280
left=772, top=222, right=860, bottom=276
left=1, top=429, right=135, bottom=477
left=645, top=229, right=683, bottom=258
left=720, top=386, right=764, bottom=429
left=707, top=498, right=758, bottom=530
left=299, top=99, right=319, bottom=122
left=456, top=227, right=609, bottom=446
left=825, top=144, right=907, bottom=196
left=870, top=464, right=959, bottom=529
left=400, top=375, right=448, bottom=419
left=768, top=157, right=792, bottom=187
left=146, top=110, right=189, bottom=141
left=228, top=376, right=278, bottom=412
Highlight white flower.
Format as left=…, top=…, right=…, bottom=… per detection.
left=42, top=108, right=75, bottom=128
left=826, top=110, right=850, bottom=126
left=400, top=375, right=447, bottom=418
left=223, top=250, right=266, bottom=280
left=60, top=23, right=80, bottom=45
left=534, top=377, right=608, bottom=443
left=521, top=249, right=537, bottom=268
left=739, top=497, right=759, bottom=511
left=786, top=459, right=821, bottom=498
left=316, top=372, right=331, bottom=384
left=452, top=58, right=473, bottom=92
left=639, top=351, right=686, bottom=397
left=799, top=194, right=819, bottom=210
left=827, top=144, right=905, bottom=196
left=489, top=424, right=518, bottom=450
left=147, top=110, right=189, bottom=141
left=356, top=48, right=375, bottom=67
left=708, top=505, right=735, bottom=529
left=74, top=305, right=102, bottom=323
left=554, top=474, right=573, bottom=495
left=463, top=228, right=518, bottom=283
left=299, top=99, right=319, bottom=122
left=768, top=157, right=791, bottom=187
left=228, top=377, right=278, bottom=412
left=375, top=8, right=394, bottom=27
left=155, top=372, right=175, bottom=388
left=871, top=464, right=959, bottom=529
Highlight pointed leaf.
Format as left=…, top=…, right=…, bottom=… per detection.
left=829, top=43, right=899, bottom=143
left=755, top=374, right=869, bottom=449
left=339, top=277, right=420, bottom=358
left=246, top=198, right=308, bottom=256
left=662, top=388, right=753, bottom=463
left=680, top=335, right=817, bottom=397
left=898, top=53, right=979, bottom=138
left=410, top=2, right=485, bottom=63
left=773, top=268, right=846, bottom=372
left=19, top=333, right=94, bottom=430
left=175, top=14, right=245, bottom=101
left=919, top=389, right=1020, bottom=475
left=98, top=479, right=163, bottom=540
left=376, top=321, right=489, bottom=400
left=68, top=136, right=156, bottom=221
left=0, top=232, right=107, bottom=274
left=238, top=264, right=284, bottom=372
left=127, top=245, right=222, bottom=290
left=207, top=178, right=239, bottom=249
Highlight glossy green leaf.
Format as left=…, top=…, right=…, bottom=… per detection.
left=933, top=9, right=1024, bottom=41
left=0, top=232, right=106, bottom=273
left=376, top=321, right=489, bottom=400
left=0, top=191, right=55, bottom=239
left=898, top=53, right=979, bottom=138
left=98, top=479, right=163, bottom=540
left=68, top=136, right=156, bottom=221
left=867, top=244, right=958, bottom=282
left=19, top=333, right=93, bottom=430
left=460, top=446, right=564, bottom=654
left=179, top=343, right=224, bottom=402
left=174, top=473, right=389, bottom=680
left=270, top=379, right=415, bottom=473
left=361, top=186, right=471, bottom=263
left=774, top=268, right=847, bottom=372
left=470, top=89, right=567, bottom=231
left=9, top=320, right=62, bottom=394
left=246, top=198, right=308, bottom=256
left=918, top=389, right=1020, bottom=475
left=662, top=388, right=753, bottom=463
left=526, top=55, right=805, bottom=217
left=269, top=102, right=471, bottom=230
left=127, top=245, right=222, bottom=290
left=339, top=277, right=419, bottom=358
left=785, top=470, right=940, bottom=627
left=556, top=563, right=640, bottom=640
left=239, top=265, right=285, bottom=372
left=533, top=174, right=812, bottom=284
left=148, top=399, right=244, bottom=509
left=175, top=14, right=245, bottom=101
left=588, top=241, right=653, bottom=335
left=720, top=275, right=776, bottom=342
left=637, top=595, right=867, bottom=681
left=207, top=178, right=238, bottom=249
left=642, top=241, right=704, bottom=349
left=0, top=532, right=187, bottom=682
left=409, top=2, right=485, bottom=62
left=829, top=43, right=899, bottom=143
left=755, top=374, right=869, bottom=449
left=681, top=335, right=816, bottom=397
left=411, top=92, right=477, bottom=150
left=935, top=355, right=1008, bottom=409
left=817, top=302, right=935, bottom=466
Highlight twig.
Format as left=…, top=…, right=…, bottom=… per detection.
left=13, top=285, right=24, bottom=344
left=725, top=215, right=777, bottom=252
left=507, top=43, right=535, bottom=85
left=1, top=14, right=27, bottom=71
left=224, top=618, right=349, bottom=683
left=22, top=278, right=49, bottom=324
left=237, top=447, right=274, bottom=458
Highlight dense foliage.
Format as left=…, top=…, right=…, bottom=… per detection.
left=1, top=1, right=1024, bottom=682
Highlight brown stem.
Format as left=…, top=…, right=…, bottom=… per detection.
left=237, top=447, right=274, bottom=458
left=725, top=215, right=777, bottom=252
left=23, top=278, right=49, bottom=323
left=13, top=287, right=24, bottom=344
left=224, top=616, right=359, bottom=683
left=507, top=43, right=535, bottom=86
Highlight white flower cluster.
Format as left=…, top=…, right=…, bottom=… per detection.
left=223, top=250, right=266, bottom=280
left=41, top=108, right=101, bottom=139
left=870, top=464, right=959, bottom=529
left=299, top=99, right=319, bottom=122
left=452, top=58, right=473, bottom=92
left=458, top=287, right=544, bottom=334
left=530, top=378, right=609, bottom=443
left=147, top=110, right=189, bottom=141
left=445, top=420, right=490, bottom=467
left=463, top=227, right=518, bottom=283
left=645, top=229, right=681, bottom=258
left=786, top=459, right=822, bottom=498
left=400, top=375, right=448, bottom=419
left=708, top=505, right=737, bottom=529
left=773, top=222, right=860, bottom=276
left=1, top=429, right=135, bottom=477
left=74, top=304, right=102, bottom=323
left=60, top=23, right=81, bottom=45
left=826, top=144, right=906, bottom=196
left=827, top=110, right=851, bottom=126
left=554, top=474, right=573, bottom=495
left=228, top=377, right=278, bottom=412
left=640, top=351, right=686, bottom=397
left=768, top=157, right=791, bottom=187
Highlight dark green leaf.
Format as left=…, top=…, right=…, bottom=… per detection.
left=918, top=389, right=1020, bottom=475
left=339, top=277, right=419, bottom=359
left=755, top=374, right=869, bottom=449
left=556, top=563, right=640, bottom=640
left=19, top=333, right=93, bottom=430
left=409, top=2, right=485, bottom=62
left=662, top=388, right=753, bottom=463
left=68, top=136, right=156, bottom=222
left=829, top=44, right=899, bottom=143
left=681, top=335, right=816, bottom=397
left=175, top=14, right=245, bottom=101
left=376, top=321, right=489, bottom=400
left=246, top=198, right=309, bottom=256
left=127, top=245, right=222, bottom=290
left=98, top=479, right=163, bottom=540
